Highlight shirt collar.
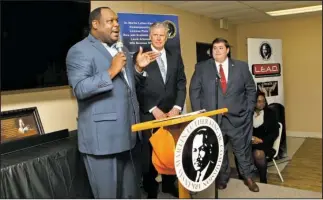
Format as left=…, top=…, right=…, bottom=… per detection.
left=215, top=57, right=229, bottom=67
left=102, top=42, right=116, bottom=49
left=151, top=45, right=165, bottom=55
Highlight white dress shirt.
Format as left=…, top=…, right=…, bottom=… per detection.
left=102, top=43, right=130, bottom=85
left=215, top=57, right=229, bottom=82
left=151, top=45, right=167, bottom=74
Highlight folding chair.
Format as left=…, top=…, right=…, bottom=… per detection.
left=270, top=122, right=284, bottom=182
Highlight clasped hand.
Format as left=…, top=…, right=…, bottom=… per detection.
left=152, top=107, right=180, bottom=120
left=252, top=136, right=263, bottom=144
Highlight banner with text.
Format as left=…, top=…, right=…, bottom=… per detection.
left=118, top=13, right=181, bottom=56
left=247, top=38, right=288, bottom=159
left=118, top=13, right=187, bottom=114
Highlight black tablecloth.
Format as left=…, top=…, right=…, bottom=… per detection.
left=0, top=133, right=93, bottom=199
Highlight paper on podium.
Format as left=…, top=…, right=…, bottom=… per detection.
left=131, top=108, right=228, bottom=132
left=153, top=109, right=206, bottom=123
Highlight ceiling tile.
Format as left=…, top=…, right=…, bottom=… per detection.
left=167, top=1, right=235, bottom=10
left=243, top=1, right=322, bottom=11
left=194, top=2, right=250, bottom=13
left=150, top=1, right=322, bottom=25
left=241, top=1, right=294, bottom=7
left=209, top=8, right=268, bottom=19
left=153, top=1, right=188, bottom=6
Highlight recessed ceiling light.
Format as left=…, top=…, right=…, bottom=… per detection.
left=266, top=5, right=322, bottom=16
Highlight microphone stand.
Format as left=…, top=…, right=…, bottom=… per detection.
left=214, top=73, right=220, bottom=199
left=215, top=74, right=220, bottom=126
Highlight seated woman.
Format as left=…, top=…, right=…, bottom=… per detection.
left=252, top=92, right=279, bottom=183
left=235, top=92, right=279, bottom=183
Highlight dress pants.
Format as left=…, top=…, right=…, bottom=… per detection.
left=82, top=141, right=141, bottom=199
left=217, top=115, right=254, bottom=184
left=142, top=142, right=176, bottom=197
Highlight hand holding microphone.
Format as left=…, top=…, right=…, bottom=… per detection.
left=108, top=41, right=126, bottom=79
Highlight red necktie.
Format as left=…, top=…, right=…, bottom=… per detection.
left=219, top=64, right=227, bottom=94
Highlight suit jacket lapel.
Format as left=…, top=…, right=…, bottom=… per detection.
left=152, top=60, right=165, bottom=85
left=210, top=58, right=217, bottom=75
left=118, top=53, right=132, bottom=90
left=124, top=53, right=134, bottom=90
left=165, top=49, right=173, bottom=84
left=226, top=59, right=235, bottom=93
left=87, top=34, right=132, bottom=90
left=87, top=34, right=113, bottom=61
left=147, top=47, right=165, bottom=85
left=119, top=70, right=132, bottom=90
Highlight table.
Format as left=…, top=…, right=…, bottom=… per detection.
left=0, top=131, right=93, bottom=199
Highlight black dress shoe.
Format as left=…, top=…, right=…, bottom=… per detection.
left=216, top=183, right=227, bottom=190
left=145, top=186, right=159, bottom=198
left=244, top=178, right=259, bottom=192
left=147, top=193, right=158, bottom=199
left=162, top=186, right=179, bottom=198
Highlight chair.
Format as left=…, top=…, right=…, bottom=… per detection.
left=268, top=103, right=287, bottom=159
left=270, top=122, right=284, bottom=182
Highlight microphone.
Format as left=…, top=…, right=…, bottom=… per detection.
left=115, top=41, right=126, bottom=73
left=116, top=41, right=123, bottom=53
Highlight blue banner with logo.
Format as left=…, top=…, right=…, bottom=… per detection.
left=118, top=13, right=181, bottom=55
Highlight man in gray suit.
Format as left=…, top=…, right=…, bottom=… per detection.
left=189, top=38, right=259, bottom=192
left=66, top=7, right=159, bottom=198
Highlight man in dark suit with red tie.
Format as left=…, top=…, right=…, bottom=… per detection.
left=133, top=22, right=187, bottom=198
left=189, top=38, right=259, bottom=192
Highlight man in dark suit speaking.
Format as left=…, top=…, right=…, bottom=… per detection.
left=133, top=22, right=187, bottom=198
left=189, top=38, right=259, bottom=192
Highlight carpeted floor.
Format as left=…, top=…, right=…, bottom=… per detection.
left=228, top=136, right=306, bottom=175
left=193, top=178, right=322, bottom=199
left=151, top=178, right=322, bottom=199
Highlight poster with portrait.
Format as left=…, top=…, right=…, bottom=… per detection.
left=175, top=117, right=224, bottom=192
left=247, top=38, right=288, bottom=159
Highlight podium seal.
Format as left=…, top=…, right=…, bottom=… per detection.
left=174, top=116, right=224, bottom=192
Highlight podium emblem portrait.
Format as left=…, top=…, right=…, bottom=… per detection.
left=174, top=116, right=224, bottom=192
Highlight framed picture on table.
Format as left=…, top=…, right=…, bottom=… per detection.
left=1, top=107, right=44, bottom=144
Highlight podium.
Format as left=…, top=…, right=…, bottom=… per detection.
left=132, top=108, right=228, bottom=199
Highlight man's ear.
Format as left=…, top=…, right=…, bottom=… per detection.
left=92, top=20, right=99, bottom=30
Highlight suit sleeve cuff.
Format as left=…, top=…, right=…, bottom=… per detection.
left=149, top=106, right=157, bottom=113
left=135, top=66, right=148, bottom=77
left=173, top=105, right=182, bottom=111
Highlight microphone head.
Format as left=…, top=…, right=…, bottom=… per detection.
left=116, top=41, right=123, bottom=49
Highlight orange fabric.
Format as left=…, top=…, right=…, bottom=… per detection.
left=149, top=127, right=176, bottom=175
